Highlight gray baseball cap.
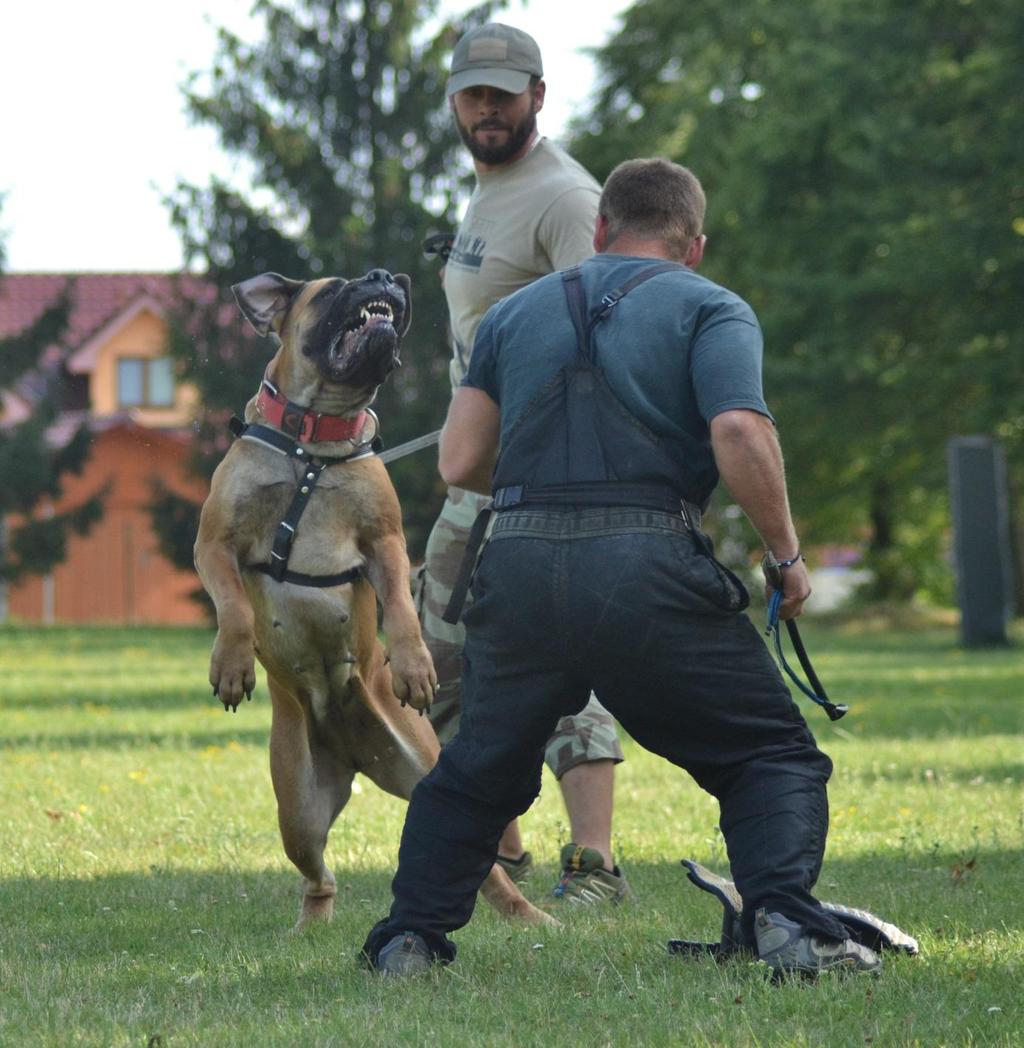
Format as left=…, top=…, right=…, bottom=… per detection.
left=446, top=23, right=543, bottom=96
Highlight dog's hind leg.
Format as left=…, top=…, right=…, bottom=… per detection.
left=352, top=675, right=558, bottom=928
left=267, top=674, right=352, bottom=931
left=479, top=865, right=558, bottom=926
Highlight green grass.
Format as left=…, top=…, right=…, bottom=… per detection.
left=1, top=621, right=1022, bottom=1047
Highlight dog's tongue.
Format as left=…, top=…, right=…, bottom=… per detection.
left=338, top=312, right=392, bottom=355
left=330, top=320, right=398, bottom=382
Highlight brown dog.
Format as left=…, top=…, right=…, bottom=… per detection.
left=194, top=269, right=551, bottom=929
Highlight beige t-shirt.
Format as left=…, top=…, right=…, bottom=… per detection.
left=443, top=138, right=600, bottom=390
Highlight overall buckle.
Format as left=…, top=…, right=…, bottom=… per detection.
left=492, top=485, right=525, bottom=510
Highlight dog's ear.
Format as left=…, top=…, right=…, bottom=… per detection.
left=394, top=274, right=413, bottom=337
left=231, top=273, right=306, bottom=337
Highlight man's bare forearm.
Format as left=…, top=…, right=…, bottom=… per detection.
left=709, top=410, right=798, bottom=556
left=709, top=409, right=809, bottom=618
left=438, top=386, right=500, bottom=494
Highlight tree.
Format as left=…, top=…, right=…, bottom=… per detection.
left=0, top=215, right=105, bottom=619
left=573, top=0, right=1024, bottom=600
left=158, top=0, right=504, bottom=567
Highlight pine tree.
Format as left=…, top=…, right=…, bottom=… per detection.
left=157, top=0, right=504, bottom=566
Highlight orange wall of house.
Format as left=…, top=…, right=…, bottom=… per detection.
left=7, top=426, right=210, bottom=625
left=90, top=309, right=198, bottom=425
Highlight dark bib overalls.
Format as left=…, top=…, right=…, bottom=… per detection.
left=443, top=263, right=708, bottom=625
left=491, top=262, right=710, bottom=517
left=364, top=263, right=848, bottom=965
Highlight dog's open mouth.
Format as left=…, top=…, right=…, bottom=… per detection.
left=328, top=298, right=398, bottom=365
left=307, top=270, right=410, bottom=388
left=344, top=300, right=395, bottom=333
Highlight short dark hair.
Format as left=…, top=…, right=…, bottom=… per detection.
left=599, top=158, right=706, bottom=260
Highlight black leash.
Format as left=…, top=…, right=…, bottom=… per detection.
left=763, top=552, right=848, bottom=721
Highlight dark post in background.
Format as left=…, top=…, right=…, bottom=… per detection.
left=947, top=436, right=1015, bottom=647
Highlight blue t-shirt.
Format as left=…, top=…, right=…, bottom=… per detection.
left=462, top=254, right=771, bottom=483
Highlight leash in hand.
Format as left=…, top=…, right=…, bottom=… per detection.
left=762, top=551, right=848, bottom=721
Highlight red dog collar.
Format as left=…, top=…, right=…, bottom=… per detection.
left=258, top=373, right=367, bottom=444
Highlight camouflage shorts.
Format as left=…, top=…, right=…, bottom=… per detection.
left=415, top=487, right=625, bottom=779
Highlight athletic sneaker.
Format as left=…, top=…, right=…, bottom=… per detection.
left=552, top=844, right=631, bottom=905
left=754, top=908, right=882, bottom=978
left=375, top=931, right=433, bottom=976
left=495, top=850, right=534, bottom=884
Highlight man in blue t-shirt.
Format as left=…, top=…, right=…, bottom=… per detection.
left=468, top=248, right=771, bottom=493
left=362, top=158, right=881, bottom=979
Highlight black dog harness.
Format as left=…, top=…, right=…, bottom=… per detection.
left=229, top=414, right=380, bottom=587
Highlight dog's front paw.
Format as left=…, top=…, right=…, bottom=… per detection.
left=388, top=641, right=437, bottom=713
left=209, top=632, right=257, bottom=712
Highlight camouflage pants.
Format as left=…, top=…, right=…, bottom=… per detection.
left=416, top=487, right=624, bottom=778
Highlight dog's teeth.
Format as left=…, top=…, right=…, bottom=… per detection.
left=353, top=300, right=395, bottom=329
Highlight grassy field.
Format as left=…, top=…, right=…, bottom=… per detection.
left=1, top=620, right=1022, bottom=1047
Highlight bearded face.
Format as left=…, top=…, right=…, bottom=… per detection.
left=451, top=84, right=542, bottom=167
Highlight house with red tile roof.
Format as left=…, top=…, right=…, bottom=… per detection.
left=0, top=273, right=215, bottom=624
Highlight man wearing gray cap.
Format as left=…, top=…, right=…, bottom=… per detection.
left=416, top=22, right=629, bottom=906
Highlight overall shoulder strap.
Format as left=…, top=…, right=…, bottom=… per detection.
left=588, top=261, right=686, bottom=335
left=561, top=262, right=687, bottom=362
left=560, top=266, right=590, bottom=360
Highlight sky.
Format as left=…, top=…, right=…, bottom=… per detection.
left=0, top=0, right=631, bottom=273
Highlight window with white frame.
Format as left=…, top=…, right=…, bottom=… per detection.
left=116, top=356, right=175, bottom=408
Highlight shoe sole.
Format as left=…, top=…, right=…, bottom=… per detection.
left=378, top=953, right=433, bottom=976
left=766, top=957, right=882, bottom=983
left=554, top=882, right=631, bottom=906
